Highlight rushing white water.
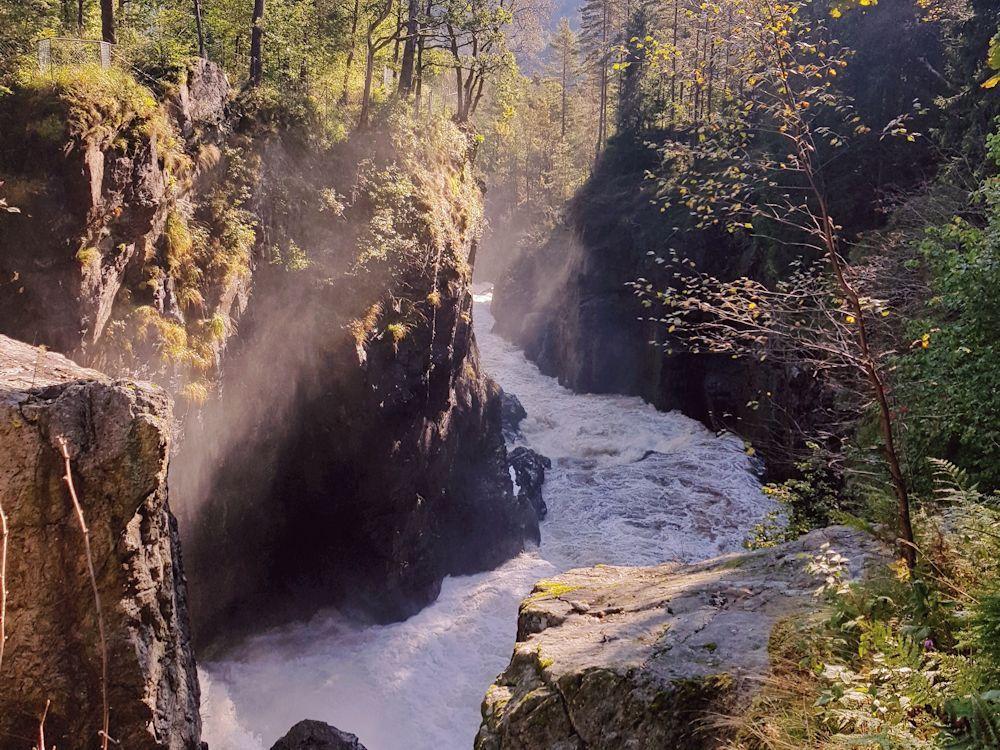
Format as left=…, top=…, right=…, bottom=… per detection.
left=200, top=285, right=774, bottom=750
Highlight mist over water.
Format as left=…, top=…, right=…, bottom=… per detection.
left=200, top=285, right=774, bottom=750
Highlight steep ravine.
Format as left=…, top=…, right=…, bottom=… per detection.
left=0, top=67, right=537, bottom=744
left=199, top=286, right=774, bottom=750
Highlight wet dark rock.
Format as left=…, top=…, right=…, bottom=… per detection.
left=500, top=390, right=527, bottom=438
left=510, top=446, right=551, bottom=520
left=270, top=720, right=367, bottom=750
left=172, top=125, right=539, bottom=644
left=0, top=335, right=201, bottom=749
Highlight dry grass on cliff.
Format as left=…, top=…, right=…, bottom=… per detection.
left=715, top=618, right=830, bottom=750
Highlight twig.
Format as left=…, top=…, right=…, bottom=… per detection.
left=38, top=699, right=49, bottom=750
left=0, top=496, right=6, bottom=675
left=56, top=437, right=110, bottom=750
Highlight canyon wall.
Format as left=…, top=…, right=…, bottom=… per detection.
left=174, top=116, right=539, bottom=639
left=0, top=336, right=200, bottom=749
left=0, top=67, right=538, bottom=648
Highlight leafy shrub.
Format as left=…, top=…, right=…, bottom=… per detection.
left=746, top=446, right=861, bottom=549
left=896, top=131, right=1000, bottom=492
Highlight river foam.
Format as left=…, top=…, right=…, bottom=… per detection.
left=200, top=284, right=774, bottom=749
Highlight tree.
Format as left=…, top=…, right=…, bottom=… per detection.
left=579, top=0, right=616, bottom=161
left=358, top=0, right=397, bottom=125
left=249, top=0, right=265, bottom=86
left=193, top=0, right=206, bottom=58
left=436, top=0, right=514, bottom=122
left=397, top=0, right=419, bottom=93
left=100, top=0, right=115, bottom=43
left=638, top=0, right=918, bottom=567
left=550, top=17, right=578, bottom=139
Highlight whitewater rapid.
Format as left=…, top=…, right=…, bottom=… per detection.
left=200, top=285, right=774, bottom=750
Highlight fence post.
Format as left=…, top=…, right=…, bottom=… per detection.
left=37, top=38, right=51, bottom=74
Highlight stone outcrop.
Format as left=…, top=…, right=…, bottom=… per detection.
left=170, top=118, right=540, bottom=644
left=270, top=720, right=368, bottom=750
left=0, top=59, right=238, bottom=388
left=0, top=335, right=200, bottom=749
left=509, top=447, right=550, bottom=520
left=500, top=391, right=527, bottom=439
left=476, top=526, right=885, bottom=749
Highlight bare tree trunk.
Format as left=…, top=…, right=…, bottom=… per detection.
left=392, top=2, right=402, bottom=79
left=447, top=24, right=465, bottom=120
left=360, top=46, right=376, bottom=125
left=340, top=0, right=360, bottom=103
left=670, top=0, right=678, bottom=117
left=397, top=0, right=419, bottom=94
left=249, top=0, right=265, bottom=86
left=594, top=0, right=609, bottom=165
left=77, top=0, right=84, bottom=33
left=100, top=0, right=115, bottom=43
left=469, top=73, right=485, bottom=118
left=193, top=0, right=206, bottom=58
left=561, top=48, right=568, bottom=138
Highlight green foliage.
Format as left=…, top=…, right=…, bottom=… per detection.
left=942, top=692, right=1000, bottom=749
left=895, top=134, right=1000, bottom=492
left=19, top=65, right=165, bottom=149
left=747, top=446, right=862, bottom=549
left=732, top=457, right=1000, bottom=749
left=984, top=31, right=1000, bottom=90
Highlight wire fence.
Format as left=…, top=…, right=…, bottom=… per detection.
left=37, top=37, right=112, bottom=73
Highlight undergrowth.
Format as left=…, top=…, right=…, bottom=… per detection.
left=727, top=462, right=1000, bottom=749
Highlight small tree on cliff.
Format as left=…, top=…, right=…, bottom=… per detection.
left=634, top=0, right=917, bottom=567
left=249, top=0, right=265, bottom=86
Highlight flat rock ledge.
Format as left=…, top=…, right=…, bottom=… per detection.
left=0, top=335, right=201, bottom=748
left=476, top=526, right=885, bottom=750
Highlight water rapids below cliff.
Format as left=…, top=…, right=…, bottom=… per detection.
left=200, top=284, right=774, bottom=750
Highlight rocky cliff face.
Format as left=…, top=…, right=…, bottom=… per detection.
left=0, top=335, right=200, bottom=749
left=169, top=115, right=539, bottom=642
left=476, top=526, right=884, bottom=749
left=490, top=137, right=819, bottom=477
left=0, top=65, right=536, bottom=646
left=0, top=60, right=243, bottom=406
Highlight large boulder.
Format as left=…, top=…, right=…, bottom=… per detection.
left=509, top=446, right=550, bottom=520
left=476, top=526, right=885, bottom=750
left=0, top=335, right=201, bottom=749
left=270, top=720, right=367, bottom=750
left=500, top=390, right=527, bottom=439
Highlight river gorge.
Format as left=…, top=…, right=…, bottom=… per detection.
left=200, top=285, right=775, bottom=750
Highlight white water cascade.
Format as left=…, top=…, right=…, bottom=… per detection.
left=200, top=285, right=775, bottom=750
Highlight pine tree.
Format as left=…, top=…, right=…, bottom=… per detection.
left=550, top=18, right=579, bottom=139
left=579, top=0, right=625, bottom=162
